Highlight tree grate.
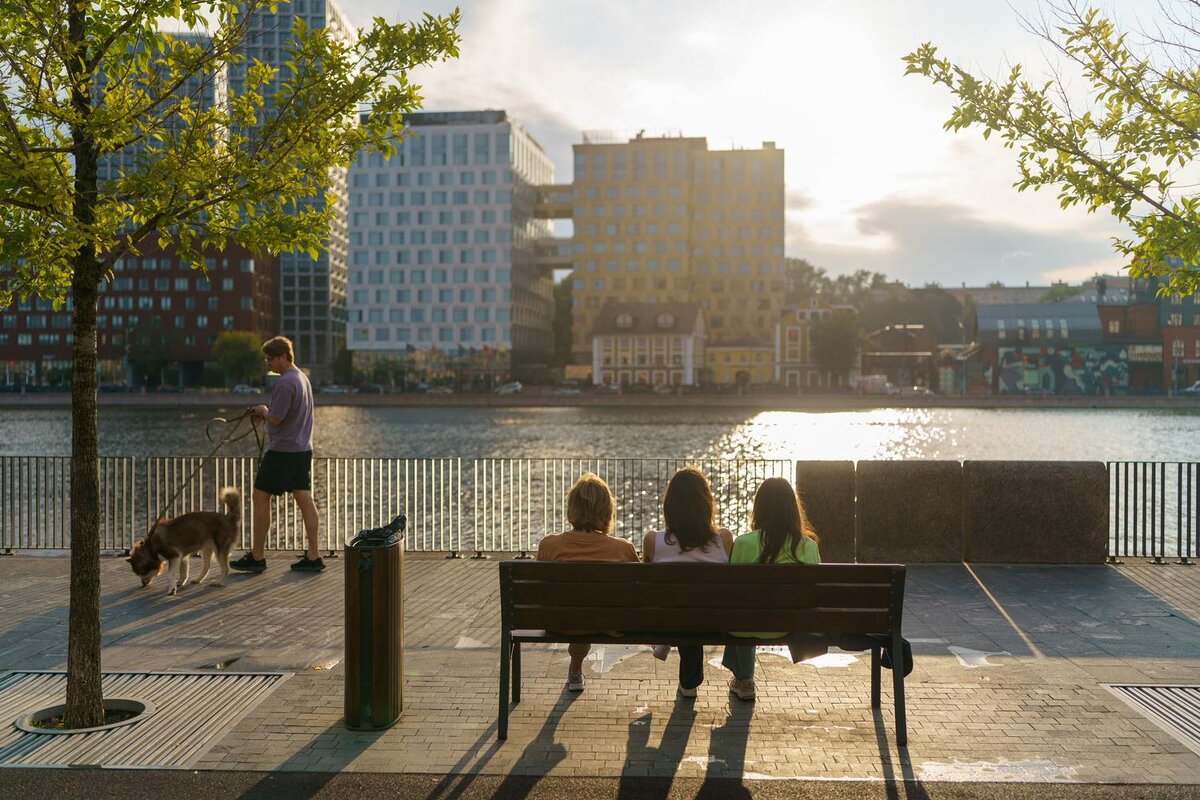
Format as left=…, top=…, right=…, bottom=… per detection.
left=0, top=670, right=287, bottom=768
left=1106, top=684, right=1200, bottom=757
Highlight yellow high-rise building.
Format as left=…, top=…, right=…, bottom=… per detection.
left=544, top=133, right=786, bottom=381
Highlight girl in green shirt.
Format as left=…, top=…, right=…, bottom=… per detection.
left=723, top=477, right=821, bottom=700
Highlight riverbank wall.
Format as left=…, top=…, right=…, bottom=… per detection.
left=2, top=390, right=1198, bottom=411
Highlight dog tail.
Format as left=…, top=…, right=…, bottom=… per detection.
left=220, top=486, right=242, bottom=527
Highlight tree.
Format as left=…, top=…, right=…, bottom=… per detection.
left=904, top=1, right=1200, bottom=296
left=126, top=316, right=175, bottom=387
left=212, top=330, right=263, bottom=385
left=0, top=1, right=459, bottom=727
left=785, top=258, right=888, bottom=308
left=811, top=310, right=862, bottom=382
left=552, top=277, right=572, bottom=367
left=860, top=285, right=966, bottom=343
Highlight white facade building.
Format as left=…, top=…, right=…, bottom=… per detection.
left=231, top=0, right=357, bottom=374
left=346, top=111, right=555, bottom=377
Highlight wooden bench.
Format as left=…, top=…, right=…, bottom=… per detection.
left=498, top=561, right=909, bottom=745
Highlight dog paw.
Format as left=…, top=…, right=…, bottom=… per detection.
left=167, top=586, right=178, bottom=597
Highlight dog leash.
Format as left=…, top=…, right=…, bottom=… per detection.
left=145, top=408, right=264, bottom=533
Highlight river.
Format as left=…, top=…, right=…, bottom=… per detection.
left=1, top=405, right=1197, bottom=462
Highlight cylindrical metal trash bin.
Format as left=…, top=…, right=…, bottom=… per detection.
left=344, top=514, right=405, bottom=730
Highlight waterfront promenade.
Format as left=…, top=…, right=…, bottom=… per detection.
left=0, top=553, right=1197, bottom=796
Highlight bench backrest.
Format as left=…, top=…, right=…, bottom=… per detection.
left=499, top=562, right=905, bottom=636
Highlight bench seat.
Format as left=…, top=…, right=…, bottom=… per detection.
left=498, top=561, right=909, bottom=745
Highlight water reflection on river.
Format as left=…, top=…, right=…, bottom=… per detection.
left=1, top=405, right=1198, bottom=462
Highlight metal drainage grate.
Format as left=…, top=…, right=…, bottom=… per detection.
left=0, top=670, right=288, bottom=768
left=1106, top=684, right=1200, bottom=757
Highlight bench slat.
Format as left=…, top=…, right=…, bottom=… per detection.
left=509, top=581, right=893, bottom=610
left=510, top=606, right=893, bottom=634
left=505, top=562, right=901, bottom=586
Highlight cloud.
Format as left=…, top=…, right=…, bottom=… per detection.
left=788, top=198, right=1129, bottom=286
left=785, top=188, right=816, bottom=213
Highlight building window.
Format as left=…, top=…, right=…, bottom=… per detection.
left=1108, top=320, right=1120, bottom=334
left=616, top=313, right=633, bottom=329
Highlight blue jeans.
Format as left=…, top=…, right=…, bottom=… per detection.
left=721, top=644, right=756, bottom=680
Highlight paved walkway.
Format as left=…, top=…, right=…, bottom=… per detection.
left=0, top=554, right=1197, bottom=787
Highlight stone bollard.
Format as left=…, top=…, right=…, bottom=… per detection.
left=795, top=461, right=856, bottom=563
left=964, top=461, right=1108, bottom=563
left=856, top=461, right=965, bottom=562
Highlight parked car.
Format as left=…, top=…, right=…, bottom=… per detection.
left=427, top=385, right=454, bottom=395
left=1182, top=380, right=1200, bottom=396
left=231, top=384, right=262, bottom=395
left=320, top=384, right=351, bottom=395
left=901, top=385, right=934, bottom=397
left=494, top=381, right=523, bottom=395
left=357, top=383, right=385, bottom=394
left=554, top=384, right=583, bottom=396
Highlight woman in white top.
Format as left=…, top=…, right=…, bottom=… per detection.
left=642, top=467, right=734, bottom=697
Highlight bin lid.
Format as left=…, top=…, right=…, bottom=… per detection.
left=349, top=514, right=406, bottom=548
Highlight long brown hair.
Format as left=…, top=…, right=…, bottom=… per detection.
left=662, top=467, right=718, bottom=552
left=751, top=477, right=818, bottom=564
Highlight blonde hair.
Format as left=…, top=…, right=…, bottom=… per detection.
left=262, top=335, right=294, bottom=363
left=566, top=473, right=615, bottom=534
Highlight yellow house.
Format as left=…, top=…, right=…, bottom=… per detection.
left=705, top=340, right=774, bottom=386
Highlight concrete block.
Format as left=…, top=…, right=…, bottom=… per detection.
left=857, top=461, right=964, bottom=562
left=964, top=461, right=1108, bottom=564
left=795, top=461, right=856, bottom=563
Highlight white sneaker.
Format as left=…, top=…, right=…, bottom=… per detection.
left=567, top=672, right=585, bottom=692
left=650, top=644, right=670, bottom=661
left=728, top=676, right=756, bottom=701
left=677, top=684, right=698, bottom=698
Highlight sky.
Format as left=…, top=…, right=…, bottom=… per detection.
left=344, top=0, right=1164, bottom=288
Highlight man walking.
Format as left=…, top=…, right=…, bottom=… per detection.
left=231, top=335, right=324, bottom=573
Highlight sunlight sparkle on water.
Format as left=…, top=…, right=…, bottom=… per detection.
left=708, top=410, right=954, bottom=461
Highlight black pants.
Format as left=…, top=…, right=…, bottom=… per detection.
left=678, top=645, right=705, bottom=689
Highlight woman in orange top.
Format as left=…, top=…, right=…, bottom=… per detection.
left=536, top=473, right=639, bottom=691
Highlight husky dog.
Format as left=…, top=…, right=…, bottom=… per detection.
left=128, top=487, right=241, bottom=596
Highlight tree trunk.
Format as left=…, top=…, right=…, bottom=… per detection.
left=65, top=1, right=104, bottom=730
left=66, top=266, right=103, bottom=729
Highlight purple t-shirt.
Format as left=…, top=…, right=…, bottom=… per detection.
left=266, top=366, right=313, bottom=452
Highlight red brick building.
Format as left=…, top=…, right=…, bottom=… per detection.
left=0, top=243, right=278, bottom=388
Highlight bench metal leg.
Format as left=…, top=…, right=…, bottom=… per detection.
left=512, top=641, right=521, bottom=705
left=870, top=646, right=881, bottom=709
left=892, top=634, right=907, bottom=747
left=498, top=631, right=511, bottom=740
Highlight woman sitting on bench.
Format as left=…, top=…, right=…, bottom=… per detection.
left=535, top=473, right=639, bottom=692
left=722, top=477, right=821, bottom=701
left=642, top=467, right=734, bottom=698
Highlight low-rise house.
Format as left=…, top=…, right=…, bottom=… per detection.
left=590, top=302, right=705, bottom=387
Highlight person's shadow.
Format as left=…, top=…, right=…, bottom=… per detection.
left=616, top=694, right=697, bottom=799
left=694, top=697, right=754, bottom=799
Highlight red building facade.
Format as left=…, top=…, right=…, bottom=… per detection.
left=0, top=243, right=278, bottom=387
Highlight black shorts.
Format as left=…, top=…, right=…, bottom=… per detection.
left=254, top=450, right=313, bottom=496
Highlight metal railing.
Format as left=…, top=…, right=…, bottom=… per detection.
left=1108, top=462, right=1198, bottom=563
left=2, top=456, right=1197, bottom=563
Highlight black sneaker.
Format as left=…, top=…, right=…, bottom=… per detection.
left=229, top=553, right=266, bottom=573
left=290, top=555, right=326, bottom=572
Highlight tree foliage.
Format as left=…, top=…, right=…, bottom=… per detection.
left=212, top=330, right=263, bottom=384
left=904, top=1, right=1200, bottom=296
left=784, top=258, right=888, bottom=308
left=552, top=277, right=572, bottom=367
left=810, top=310, right=862, bottom=380
left=0, top=0, right=459, bottom=727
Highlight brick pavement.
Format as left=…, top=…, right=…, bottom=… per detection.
left=0, top=553, right=1197, bottom=784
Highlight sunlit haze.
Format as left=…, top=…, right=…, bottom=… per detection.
left=343, top=0, right=1163, bottom=288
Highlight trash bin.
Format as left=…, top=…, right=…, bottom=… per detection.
left=344, top=514, right=405, bottom=730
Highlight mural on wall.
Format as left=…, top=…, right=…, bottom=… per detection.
left=997, top=346, right=1129, bottom=395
